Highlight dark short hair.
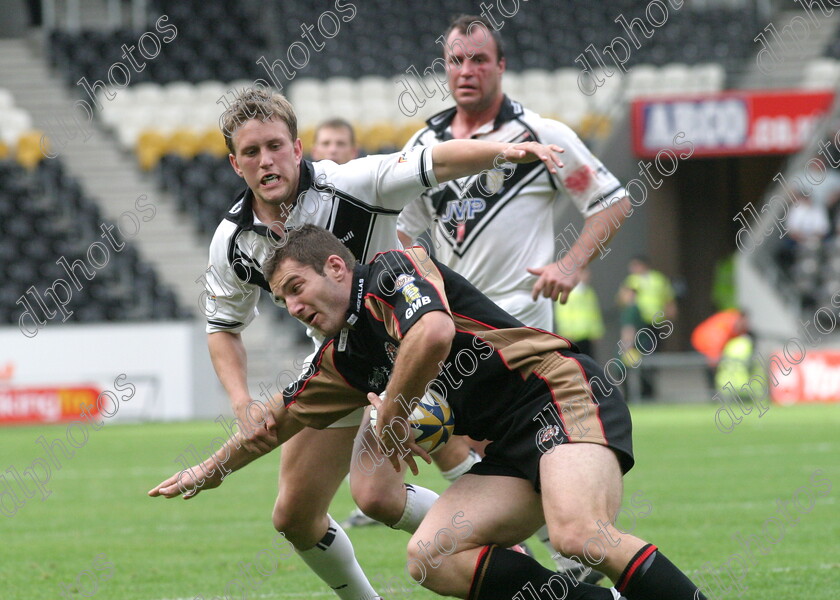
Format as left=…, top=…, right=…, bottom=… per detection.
left=443, top=14, right=505, bottom=62
left=263, top=225, right=357, bottom=285
left=314, top=118, right=356, bottom=146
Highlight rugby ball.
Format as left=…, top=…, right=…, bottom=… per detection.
left=370, top=389, right=455, bottom=453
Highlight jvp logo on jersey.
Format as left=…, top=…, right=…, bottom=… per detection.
left=442, top=198, right=486, bottom=223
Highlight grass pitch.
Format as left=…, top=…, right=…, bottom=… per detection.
left=1, top=403, right=837, bottom=599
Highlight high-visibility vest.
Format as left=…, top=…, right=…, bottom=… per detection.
left=623, top=271, right=674, bottom=323
left=554, top=284, right=604, bottom=341
left=715, top=335, right=760, bottom=392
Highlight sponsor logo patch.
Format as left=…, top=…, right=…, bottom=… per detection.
left=539, top=425, right=562, bottom=445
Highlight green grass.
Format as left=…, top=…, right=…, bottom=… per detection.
left=1, top=403, right=838, bottom=599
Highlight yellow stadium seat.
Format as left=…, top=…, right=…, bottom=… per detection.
left=167, top=128, right=201, bottom=159
left=15, top=130, right=46, bottom=170
left=0, top=140, right=9, bottom=160
left=299, top=126, right=317, bottom=150
left=135, top=129, right=168, bottom=171
left=395, top=121, right=425, bottom=148
left=577, top=113, right=612, bottom=140
left=197, top=128, right=229, bottom=157
left=359, top=123, right=398, bottom=154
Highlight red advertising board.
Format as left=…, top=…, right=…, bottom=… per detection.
left=772, top=350, right=840, bottom=405
left=0, top=386, right=102, bottom=424
left=632, top=90, right=835, bottom=158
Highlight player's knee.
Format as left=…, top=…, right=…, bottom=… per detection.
left=353, top=488, right=400, bottom=524
left=405, top=537, right=438, bottom=589
left=350, top=476, right=405, bottom=524
left=272, top=504, right=314, bottom=547
left=548, top=522, right=599, bottom=562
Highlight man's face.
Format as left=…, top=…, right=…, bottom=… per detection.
left=229, top=118, right=303, bottom=209
left=629, top=260, right=646, bottom=275
left=445, top=26, right=505, bottom=113
left=270, top=257, right=351, bottom=338
left=312, top=126, right=357, bottom=164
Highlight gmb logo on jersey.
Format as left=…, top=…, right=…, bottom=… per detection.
left=405, top=296, right=431, bottom=318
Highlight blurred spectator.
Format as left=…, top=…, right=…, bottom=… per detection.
left=554, top=267, right=604, bottom=357
left=787, top=194, right=830, bottom=245
left=618, top=257, right=676, bottom=399
left=311, top=118, right=358, bottom=164
left=711, top=253, right=737, bottom=312
left=713, top=311, right=763, bottom=402
left=620, top=256, right=677, bottom=325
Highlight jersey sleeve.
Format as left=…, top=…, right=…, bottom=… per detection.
left=204, top=226, right=260, bottom=334
left=282, top=340, right=370, bottom=429
left=539, top=118, right=626, bottom=218
left=396, top=195, right=435, bottom=242
left=395, top=129, right=437, bottom=242
left=366, top=248, right=452, bottom=341
left=335, top=146, right=439, bottom=212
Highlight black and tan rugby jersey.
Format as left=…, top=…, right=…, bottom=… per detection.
left=282, top=246, right=622, bottom=452
left=396, top=97, right=626, bottom=330
left=203, top=148, right=437, bottom=333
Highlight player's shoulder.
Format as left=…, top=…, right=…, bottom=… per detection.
left=516, top=107, right=580, bottom=143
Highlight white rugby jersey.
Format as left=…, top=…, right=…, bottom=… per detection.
left=396, top=97, right=626, bottom=329
left=204, top=147, right=437, bottom=333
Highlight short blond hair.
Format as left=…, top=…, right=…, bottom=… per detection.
left=221, top=88, right=298, bottom=154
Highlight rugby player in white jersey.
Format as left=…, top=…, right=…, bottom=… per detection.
left=191, top=88, right=563, bottom=600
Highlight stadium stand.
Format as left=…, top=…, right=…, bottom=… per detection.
left=0, top=157, right=188, bottom=325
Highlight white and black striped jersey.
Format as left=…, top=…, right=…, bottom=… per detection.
left=396, top=97, right=626, bottom=330
left=204, top=148, right=437, bottom=333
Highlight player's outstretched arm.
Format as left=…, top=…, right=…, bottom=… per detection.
left=148, top=408, right=305, bottom=500
left=208, top=331, right=278, bottom=453
left=431, top=139, right=564, bottom=183
left=369, top=310, right=454, bottom=475
left=528, top=196, right=632, bottom=303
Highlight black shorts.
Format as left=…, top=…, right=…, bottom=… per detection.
left=468, top=350, right=634, bottom=492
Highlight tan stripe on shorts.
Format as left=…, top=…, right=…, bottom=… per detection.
left=532, top=352, right=608, bottom=446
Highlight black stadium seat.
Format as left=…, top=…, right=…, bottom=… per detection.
left=0, top=160, right=186, bottom=325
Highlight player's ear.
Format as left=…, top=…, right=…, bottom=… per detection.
left=325, top=255, right=346, bottom=278
left=229, top=153, right=243, bottom=177
left=294, top=137, right=303, bottom=163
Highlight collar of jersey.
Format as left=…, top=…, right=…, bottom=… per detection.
left=345, top=263, right=369, bottom=327
left=425, top=95, right=522, bottom=139
left=226, top=160, right=315, bottom=236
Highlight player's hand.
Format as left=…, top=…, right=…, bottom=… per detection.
left=527, top=260, right=581, bottom=303
left=367, top=392, right=431, bottom=476
left=233, top=400, right=279, bottom=454
left=502, top=142, right=564, bottom=174
left=147, top=463, right=222, bottom=500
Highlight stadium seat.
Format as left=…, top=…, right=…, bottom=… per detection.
left=15, top=130, right=46, bottom=170
left=197, top=128, right=229, bottom=157
left=803, top=59, right=840, bottom=90
left=167, top=129, right=202, bottom=159
left=0, top=88, right=14, bottom=110
left=136, top=130, right=169, bottom=171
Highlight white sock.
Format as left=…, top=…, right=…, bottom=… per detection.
left=439, top=448, right=482, bottom=482
left=537, top=524, right=587, bottom=572
left=296, top=516, right=380, bottom=600
left=390, top=484, right=439, bottom=534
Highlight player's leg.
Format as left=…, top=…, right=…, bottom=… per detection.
left=406, top=473, right=616, bottom=599
left=540, top=443, right=707, bottom=599
left=273, top=422, right=380, bottom=600
left=342, top=433, right=477, bottom=529
left=348, top=407, right=441, bottom=532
